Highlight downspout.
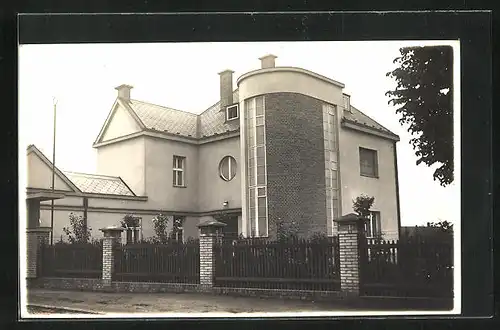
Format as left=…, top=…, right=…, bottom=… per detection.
left=393, top=141, right=402, bottom=238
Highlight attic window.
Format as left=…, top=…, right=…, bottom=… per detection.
left=226, top=104, right=239, bottom=121
left=343, top=94, right=351, bottom=113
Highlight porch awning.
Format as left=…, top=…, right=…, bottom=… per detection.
left=26, top=191, right=65, bottom=201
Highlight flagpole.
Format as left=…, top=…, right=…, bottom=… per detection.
left=50, top=97, right=57, bottom=245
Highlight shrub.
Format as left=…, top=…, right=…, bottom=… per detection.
left=62, top=212, right=91, bottom=244
left=151, top=214, right=171, bottom=244
left=353, top=194, right=375, bottom=219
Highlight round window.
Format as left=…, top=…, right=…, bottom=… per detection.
left=219, top=156, right=237, bottom=181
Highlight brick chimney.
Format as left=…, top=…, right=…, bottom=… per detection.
left=259, top=54, right=278, bottom=69
left=218, top=70, right=234, bottom=109
left=115, top=84, right=133, bottom=101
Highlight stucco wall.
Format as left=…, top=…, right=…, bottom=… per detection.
left=27, top=152, right=74, bottom=191
left=197, top=137, right=241, bottom=212
left=38, top=205, right=205, bottom=243
left=101, top=103, right=142, bottom=142
left=237, top=68, right=344, bottom=107
left=96, top=137, right=146, bottom=196
left=338, top=127, right=399, bottom=240
left=144, top=137, right=198, bottom=211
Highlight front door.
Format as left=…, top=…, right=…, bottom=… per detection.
left=222, top=215, right=239, bottom=239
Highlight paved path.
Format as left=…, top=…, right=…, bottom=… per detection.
left=27, top=289, right=352, bottom=314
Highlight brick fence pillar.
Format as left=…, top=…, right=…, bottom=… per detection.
left=26, top=227, right=52, bottom=279
left=197, top=220, right=227, bottom=288
left=334, top=213, right=366, bottom=297
left=100, top=226, right=123, bottom=286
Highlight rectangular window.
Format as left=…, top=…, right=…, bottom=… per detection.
left=245, top=96, right=268, bottom=237
left=171, top=216, right=185, bottom=242
left=343, top=94, right=351, bottom=112
left=365, top=211, right=381, bottom=238
left=173, top=155, right=186, bottom=187
left=226, top=104, right=239, bottom=121
left=359, top=147, right=378, bottom=177
left=124, top=217, right=142, bottom=244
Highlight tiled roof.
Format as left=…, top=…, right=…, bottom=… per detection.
left=64, top=172, right=136, bottom=196
left=128, top=99, right=198, bottom=138
left=126, top=92, right=397, bottom=140
left=198, top=89, right=240, bottom=137
left=344, top=105, right=399, bottom=137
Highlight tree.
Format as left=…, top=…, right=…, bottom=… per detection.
left=151, top=214, right=171, bottom=244
left=352, top=194, right=375, bottom=219
left=386, top=46, right=454, bottom=186
left=427, top=220, right=454, bottom=234
left=62, top=212, right=92, bottom=244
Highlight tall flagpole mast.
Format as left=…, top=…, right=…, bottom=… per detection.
left=50, top=97, right=57, bottom=245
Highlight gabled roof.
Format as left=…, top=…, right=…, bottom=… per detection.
left=198, top=89, right=240, bottom=137
left=128, top=99, right=198, bottom=137
left=94, top=68, right=398, bottom=144
left=26, top=144, right=81, bottom=193
left=27, top=144, right=137, bottom=197
left=64, top=172, right=136, bottom=196
left=344, top=105, right=399, bottom=139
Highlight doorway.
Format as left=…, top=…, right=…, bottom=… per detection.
left=222, top=215, right=239, bottom=239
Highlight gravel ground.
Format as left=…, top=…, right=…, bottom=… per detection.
left=27, top=306, right=88, bottom=315
left=27, top=288, right=351, bottom=314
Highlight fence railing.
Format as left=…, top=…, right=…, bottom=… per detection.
left=113, top=241, right=200, bottom=284
left=214, top=237, right=341, bottom=291
left=38, top=242, right=103, bottom=279
left=360, top=238, right=453, bottom=298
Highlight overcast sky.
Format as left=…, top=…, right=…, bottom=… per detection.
left=18, top=41, right=460, bottom=226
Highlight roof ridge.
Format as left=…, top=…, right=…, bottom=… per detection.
left=64, top=171, right=121, bottom=180
left=130, top=99, right=198, bottom=116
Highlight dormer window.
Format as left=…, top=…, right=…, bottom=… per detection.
left=343, top=94, right=351, bottom=113
left=226, top=104, right=239, bottom=121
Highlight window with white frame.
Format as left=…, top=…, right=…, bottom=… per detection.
left=365, top=211, right=381, bottom=238
left=171, top=216, right=184, bottom=242
left=343, top=94, right=351, bottom=113
left=219, top=156, right=237, bottom=181
left=173, top=155, right=186, bottom=187
left=245, top=95, right=268, bottom=237
left=359, top=147, right=378, bottom=177
left=226, top=104, right=239, bottom=121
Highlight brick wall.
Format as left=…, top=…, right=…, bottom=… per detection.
left=102, top=236, right=117, bottom=284
left=199, top=234, right=216, bottom=286
left=265, top=92, right=327, bottom=239
left=338, top=226, right=361, bottom=295
left=26, top=233, right=37, bottom=278
left=26, top=230, right=51, bottom=279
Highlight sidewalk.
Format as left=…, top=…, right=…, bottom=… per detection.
left=26, top=288, right=352, bottom=314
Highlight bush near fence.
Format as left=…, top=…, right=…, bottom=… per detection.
left=113, top=240, right=200, bottom=284
left=38, top=241, right=103, bottom=279
left=360, top=236, right=453, bottom=298
left=214, top=237, right=341, bottom=291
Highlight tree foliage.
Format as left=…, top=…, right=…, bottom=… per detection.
left=120, top=214, right=141, bottom=228
left=427, top=220, right=454, bottom=233
left=353, top=194, right=375, bottom=219
left=151, top=214, right=171, bottom=244
left=62, top=212, right=91, bottom=244
left=386, top=46, right=454, bottom=186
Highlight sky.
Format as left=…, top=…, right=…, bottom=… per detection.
left=18, top=41, right=460, bottom=226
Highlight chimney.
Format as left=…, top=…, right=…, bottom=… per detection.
left=115, top=84, right=133, bottom=101
left=218, top=69, right=234, bottom=109
left=259, top=54, right=278, bottom=69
